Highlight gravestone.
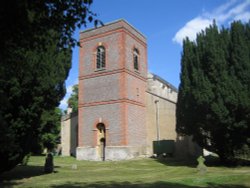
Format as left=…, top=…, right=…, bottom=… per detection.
left=71, top=164, right=78, bottom=170
left=197, top=156, right=207, bottom=174
left=44, top=153, right=54, bottom=173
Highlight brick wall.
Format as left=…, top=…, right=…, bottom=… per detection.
left=124, top=33, right=147, bottom=77
left=81, top=74, right=120, bottom=103
left=127, top=104, right=147, bottom=146
left=126, top=74, right=146, bottom=104
left=79, top=33, right=121, bottom=76
left=78, top=19, right=147, bottom=153
left=80, top=103, right=123, bottom=146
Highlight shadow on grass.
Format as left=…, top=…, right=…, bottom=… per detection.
left=0, top=165, right=60, bottom=187
left=154, top=155, right=250, bottom=168
left=50, top=181, right=248, bottom=188
left=0, top=165, right=43, bottom=187
left=204, top=155, right=250, bottom=167
left=0, top=165, right=44, bottom=180
left=153, top=157, right=197, bottom=168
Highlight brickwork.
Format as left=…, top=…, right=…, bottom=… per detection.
left=126, top=74, right=146, bottom=104
left=80, top=103, right=122, bottom=146
left=79, top=20, right=146, bottom=45
left=81, top=74, right=120, bottom=104
left=79, top=33, right=121, bottom=76
left=77, top=19, right=147, bottom=160
left=127, top=104, right=147, bottom=146
left=124, top=34, right=147, bottom=77
left=60, top=19, right=201, bottom=161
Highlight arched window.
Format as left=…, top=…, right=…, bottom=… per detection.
left=97, top=123, right=105, bottom=133
left=96, top=123, right=106, bottom=161
left=96, top=46, right=105, bottom=69
left=133, top=48, right=139, bottom=71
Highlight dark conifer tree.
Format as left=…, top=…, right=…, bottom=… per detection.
left=0, top=1, right=100, bottom=173
left=177, top=21, right=250, bottom=163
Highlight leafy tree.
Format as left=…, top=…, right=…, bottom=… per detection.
left=67, top=84, right=79, bottom=113
left=0, top=0, right=100, bottom=173
left=40, top=108, right=62, bottom=152
left=30, top=108, right=62, bottom=154
left=177, top=21, right=250, bottom=163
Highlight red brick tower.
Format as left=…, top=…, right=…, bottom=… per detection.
left=77, top=20, right=147, bottom=160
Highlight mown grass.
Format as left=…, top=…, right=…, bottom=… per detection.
left=0, top=156, right=250, bottom=188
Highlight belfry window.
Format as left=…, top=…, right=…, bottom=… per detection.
left=133, top=48, right=139, bottom=71
left=96, top=46, right=105, bottom=69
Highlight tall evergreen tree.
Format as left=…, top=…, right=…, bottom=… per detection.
left=0, top=0, right=100, bottom=173
left=177, top=21, right=250, bottom=163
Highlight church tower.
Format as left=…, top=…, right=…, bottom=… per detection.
left=77, top=20, right=148, bottom=160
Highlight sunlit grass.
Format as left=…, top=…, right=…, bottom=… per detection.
left=0, top=156, right=250, bottom=187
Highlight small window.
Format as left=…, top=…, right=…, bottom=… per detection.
left=96, top=46, right=105, bottom=69
left=133, top=48, right=139, bottom=71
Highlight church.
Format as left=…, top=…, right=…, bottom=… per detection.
left=61, top=19, right=200, bottom=161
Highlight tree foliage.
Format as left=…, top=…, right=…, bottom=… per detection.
left=30, top=107, right=62, bottom=154
left=67, top=84, right=79, bottom=113
left=40, top=108, right=62, bottom=152
left=176, top=21, right=250, bottom=163
left=0, top=0, right=100, bottom=173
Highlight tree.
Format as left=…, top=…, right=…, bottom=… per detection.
left=0, top=0, right=100, bottom=173
left=30, top=107, right=62, bottom=154
left=67, top=84, right=79, bottom=113
left=176, top=21, right=250, bottom=163
left=40, top=108, right=62, bottom=152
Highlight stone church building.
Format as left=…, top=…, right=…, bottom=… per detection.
left=61, top=20, right=200, bottom=161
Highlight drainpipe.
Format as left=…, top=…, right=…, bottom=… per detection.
left=155, top=100, right=160, bottom=141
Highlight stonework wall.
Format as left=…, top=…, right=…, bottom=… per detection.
left=61, top=112, right=78, bottom=156
left=146, top=73, right=201, bottom=158
left=77, top=146, right=147, bottom=161
left=147, top=73, right=178, bottom=102
left=146, top=73, right=178, bottom=155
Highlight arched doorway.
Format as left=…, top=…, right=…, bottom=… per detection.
left=97, top=123, right=106, bottom=161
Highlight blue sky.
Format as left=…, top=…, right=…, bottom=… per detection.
left=60, top=0, right=250, bottom=109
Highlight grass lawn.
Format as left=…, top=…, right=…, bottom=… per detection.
left=0, top=156, right=250, bottom=188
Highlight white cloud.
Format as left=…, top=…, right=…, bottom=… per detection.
left=173, top=0, right=250, bottom=45
left=214, top=0, right=250, bottom=23
left=173, top=17, right=211, bottom=45
left=59, top=98, right=68, bottom=110
left=66, top=85, right=73, bottom=94
left=234, top=11, right=250, bottom=22
left=212, top=0, right=237, bottom=16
